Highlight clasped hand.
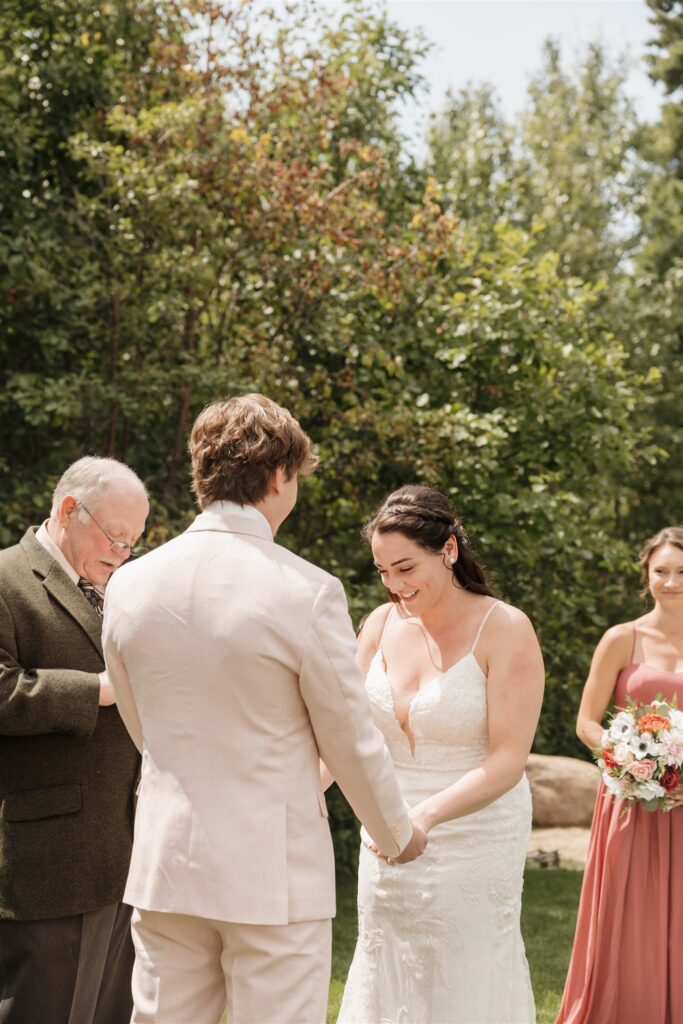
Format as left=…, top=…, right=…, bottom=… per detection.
left=366, top=818, right=428, bottom=865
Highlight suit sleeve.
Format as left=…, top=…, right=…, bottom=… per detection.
left=102, top=593, right=143, bottom=753
left=299, top=577, right=412, bottom=858
left=0, top=593, right=100, bottom=737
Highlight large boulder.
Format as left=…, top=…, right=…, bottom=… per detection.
left=526, top=753, right=601, bottom=828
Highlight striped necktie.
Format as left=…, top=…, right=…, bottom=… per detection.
left=78, top=578, right=104, bottom=617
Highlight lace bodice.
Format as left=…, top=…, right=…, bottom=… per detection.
left=366, top=648, right=490, bottom=774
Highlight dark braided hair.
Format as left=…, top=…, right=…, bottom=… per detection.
left=363, top=485, right=496, bottom=598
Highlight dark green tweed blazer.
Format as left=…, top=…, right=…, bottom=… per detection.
left=0, top=527, right=140, bottom=920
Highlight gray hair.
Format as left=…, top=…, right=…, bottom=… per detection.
left=50, top=456, right=148, bottom=520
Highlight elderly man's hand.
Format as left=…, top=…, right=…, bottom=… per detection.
left=98, top=672, right=116, bottom=707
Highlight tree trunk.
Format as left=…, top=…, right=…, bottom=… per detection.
left=162, top=306, right=197, bottom=507
left=106, top=291, right=120, bottom=456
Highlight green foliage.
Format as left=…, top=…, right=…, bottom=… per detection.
left=0, top=0, right=674, bottom=785
left=0, top=0, right=191, bottom=541
left=325, top=785, right=360, bottom=879
left=429, top=41, right=645, bottom=280
left=518, top=40, right=643, bottom=281
left=428, top=83, right=514, bottom=226
left=640, top=0, right=682, bottom=276
left=646, top=0, right=683, bottom=96
left=426, top=39, right=658, bottom=754
left=627, top=0, right=683, bottom=535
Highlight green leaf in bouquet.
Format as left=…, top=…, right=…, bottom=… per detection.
left=641, top=798, right=662, bottom=813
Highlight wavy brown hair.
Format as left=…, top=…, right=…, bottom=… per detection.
left=638, top=525, right=683, bottom=597
left=189, top=394, right=319, bottom=509
left=363, top=484, right=496, bottom=598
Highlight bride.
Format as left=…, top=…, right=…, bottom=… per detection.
left=337, top=485, right=544, bottom=1024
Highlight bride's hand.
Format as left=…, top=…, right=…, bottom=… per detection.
left=364, top=820, right=428, bottom=864
left=407, top=800, right=436, bottom=835
left=363, top=800, right=435, bottom=863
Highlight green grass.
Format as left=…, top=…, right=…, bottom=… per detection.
left=327, top=877, right=361, bottom=1023
left=521, top=868, right=583, bottom=1024
left=327, top=868, right=583, bottom=1024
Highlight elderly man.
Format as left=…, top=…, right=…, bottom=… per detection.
left=104, top=395, right=426, bottom=1024
left=0, top=456, right=149, bottom=1024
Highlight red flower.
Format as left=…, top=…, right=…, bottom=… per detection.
left=660, top=767, right=681, bottom=793
left=602, top=749, right=619, bottom=771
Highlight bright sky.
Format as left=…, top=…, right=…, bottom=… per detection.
left=316, top=0, right=664, bottom=147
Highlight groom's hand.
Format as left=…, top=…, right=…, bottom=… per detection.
left=394, top=822, right=428, bottom=864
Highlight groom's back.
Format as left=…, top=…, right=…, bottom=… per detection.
left=119, top=526, right=326, bottom=699
left=104, top=511, right=339, bottom=924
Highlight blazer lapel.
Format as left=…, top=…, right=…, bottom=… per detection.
left=20, top=529, right=104, bottom=658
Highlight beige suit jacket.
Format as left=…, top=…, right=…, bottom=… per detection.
left=103, top=502, right=411, bottom=926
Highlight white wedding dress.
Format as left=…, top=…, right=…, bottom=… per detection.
left=338, top=603, right=535, bottom=1024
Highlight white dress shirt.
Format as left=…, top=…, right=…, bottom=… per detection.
left=35, top=520, right=80, bottom=584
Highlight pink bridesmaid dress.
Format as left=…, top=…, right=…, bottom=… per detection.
left=556, top=662, right=683, bottom=1024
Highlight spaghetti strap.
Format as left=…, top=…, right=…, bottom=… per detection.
left=630, top=626, right=638, bottom=664
left=470, top=600, right=500, bottom=655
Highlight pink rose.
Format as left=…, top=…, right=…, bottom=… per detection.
left=627, top=759, right=656, bottom=781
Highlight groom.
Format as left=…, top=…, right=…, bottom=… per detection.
left=103, top=394, right=426, bottom=1023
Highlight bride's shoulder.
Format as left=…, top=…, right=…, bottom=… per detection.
left=356, top=602, right=394, bottom=671
left=480, top=601, right=543, bottom=675
left=358, top=602, right=394, bottom=643
left=481, top=600, right=542, bottom=655
left=487, top=598, right=533, bottom=633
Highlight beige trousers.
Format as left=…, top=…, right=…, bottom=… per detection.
left=130, top=908, right=332, bottom=1024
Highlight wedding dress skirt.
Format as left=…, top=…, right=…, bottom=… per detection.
left=338, top=643, right=535, bottom=1024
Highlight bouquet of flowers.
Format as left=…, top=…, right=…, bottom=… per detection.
left=595, top=697, right=683, bottom=811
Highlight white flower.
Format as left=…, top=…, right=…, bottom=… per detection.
left=659, top=731, right=683, bottom=766
left=635, top=780, right=666, bottom=801
left=669, top=709, right=683, bottom=731
left=600, top=729, right=610, bottom=747
left=613, top=742, right=635, bottom=765
left=629, top=732, right=661, bottom=759
left=602, top=772, right=624, bottom=797
left=609, top=715, right=635, bottom=742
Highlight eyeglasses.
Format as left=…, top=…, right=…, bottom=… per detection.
left=80, top=503, right=148, bottom=557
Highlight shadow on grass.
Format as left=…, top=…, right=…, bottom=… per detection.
left=328, top=867, right=582, bottom=1024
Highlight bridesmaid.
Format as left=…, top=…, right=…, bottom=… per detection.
left=557, top=525, right=683, bottom=1024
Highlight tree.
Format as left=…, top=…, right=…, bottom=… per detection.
left=0, top=0, right=657, bottom=775
left=429, top=40, right=644, bottom=283
left=517, top=40, right=643, bottom=282
left=427, top=83, right=514, bottom=229
left=0, top=0, right=192, bottom=541
left=640, top=0, right=683, bottom=278
left=627, top=0, right=683, bottom=535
